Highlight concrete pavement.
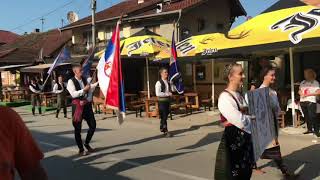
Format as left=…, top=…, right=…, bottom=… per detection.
left=14, top=107, right=320, bottom=180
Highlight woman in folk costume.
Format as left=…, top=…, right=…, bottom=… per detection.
left=215, top=63, right=255, bottom=180
left=254, top=65, right=296, bottom=177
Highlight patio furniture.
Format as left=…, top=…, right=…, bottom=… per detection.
left=145, top=97, right=159, bottom=118
left=184, top=92, right=199, bottom=111
left=170, top=95, right=192, bottom=119
left=286, top=99, right=304, bottom=127
left=41, top=92, right=57, bottom=107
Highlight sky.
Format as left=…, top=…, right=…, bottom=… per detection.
left=0, top=0, right=279, bottom=35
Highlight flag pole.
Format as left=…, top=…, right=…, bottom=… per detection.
left=146, top=57, right=151, bottom=99
left=41, top=74, right=51, bottom=91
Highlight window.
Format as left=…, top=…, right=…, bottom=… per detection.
left=197, top=18, right=205, bottom=32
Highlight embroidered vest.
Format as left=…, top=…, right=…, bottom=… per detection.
left=71, top=77, right=87, bottom=99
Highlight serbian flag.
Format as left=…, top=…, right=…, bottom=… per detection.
left=47, top=46, right=71, bottom=75
left=97, top=21, right=126, bottom=123
left=82, top=47, right=96, bottom=79
left=169, top=30, right=184, bottom=94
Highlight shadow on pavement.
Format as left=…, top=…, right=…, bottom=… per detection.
left=178, top=131, right=222, bottom=150
left=259, top=144, right=320, bottom=180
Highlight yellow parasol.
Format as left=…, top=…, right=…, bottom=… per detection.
left=95, top=29, right=171, bottom=59
left=174, top=4, right=320, bottom=59
left=181, top=0, right=320, bottom=126
left=95, top=29, right=171, bottom=98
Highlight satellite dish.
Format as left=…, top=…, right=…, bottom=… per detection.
left=67, top=11, right=79, bottom=24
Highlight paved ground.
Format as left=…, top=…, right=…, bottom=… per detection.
left=14, top=107, right=320, bottom=180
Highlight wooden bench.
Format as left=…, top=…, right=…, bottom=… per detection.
left=201, top=98, right=212, bottom=111
left=170, top=102, right=192, bottom=120
left=278, top=111, right=285, bottom=128
left=128, top=100, right=145, bottom=117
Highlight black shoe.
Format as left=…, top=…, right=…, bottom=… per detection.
left=164, top=132, right=173, bottom=138
left=315, top=133, right=320, bottom=138
left=78, top=149, right=87, bottom=156
left=303, top=131, right=313, bottom=134
left=84, top=144, right=95, bottom=153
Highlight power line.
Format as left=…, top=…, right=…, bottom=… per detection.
left=10, top=0, right=74, bottom=32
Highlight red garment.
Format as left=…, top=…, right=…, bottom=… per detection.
left=0, top=107, right=43, bottom=180
left=72, top=99, right=88, bottom=122
left=220, top=114, right=232, bottom=127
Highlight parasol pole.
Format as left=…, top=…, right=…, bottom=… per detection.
left=289, top=47, right=296, bottom=127
left=146, top=57, right=151, bottom=98
left=211, top=60, right=215, bottom=109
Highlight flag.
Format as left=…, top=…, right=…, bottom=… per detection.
left=169, top=30, right=184, bottom=94
left=97, top=21, right=126, bottom=123
left=47, top=46, right=71, bottom=75
left=82, top=47, right=96, bottom=79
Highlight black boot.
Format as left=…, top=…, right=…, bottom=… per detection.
left=63, top=108, right=67, bottom=118
left=38, top=107, right=42, bottom=115
left=56, top=109, right=60, bottom=118
left=32, top=107, right=35, bottom=116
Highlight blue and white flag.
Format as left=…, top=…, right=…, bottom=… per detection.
left=169, top=31, right=184, bottom=94
left=82, top=47, right=96, bottom=79
left=47, top=46, right=71, bottom=75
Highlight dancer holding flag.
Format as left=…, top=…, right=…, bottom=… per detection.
left=43, top=46, right=71, bottom=89
left=67, top=64, right=97, bottom=156
left=97, top=20, right=126, bottom=124
left=169, top=29, right=184, bottom=94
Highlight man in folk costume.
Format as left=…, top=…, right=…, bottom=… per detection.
left=155, top=67, right=174, bottom=137
left=29, top=78, right=42, bottom=116
left=53, top=75, right=67, bottom=118
left=67, top=64, right=97, bottom=156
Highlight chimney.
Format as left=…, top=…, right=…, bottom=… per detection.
left=138, top=0, right=144, bottom=4
left=33, top=29, right=40, bottom=33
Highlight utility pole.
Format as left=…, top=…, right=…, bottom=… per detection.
left=91, top=0, right=97, bottom=48
left=61, top=19, right=64, bottom=28
left=40, top=17, right=45, bottom=32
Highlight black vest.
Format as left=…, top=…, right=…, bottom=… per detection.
left=71, top=77, right=87, bottom=99
left=30, top=83, right=40, bottom=91
left=159, top=79, right=170, bottom=93
left=57, top=83, right=65, bottom=91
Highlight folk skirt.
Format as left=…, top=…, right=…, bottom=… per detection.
left=214, top=126, right=254, bottom=180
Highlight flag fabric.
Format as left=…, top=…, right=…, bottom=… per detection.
left=82, top=47, right=96, bottom=79
left=97, top=21, right=126, bottom=123
left=169, top=30, right=184, bottom=94
left=47, top=46, right=71, bottom=75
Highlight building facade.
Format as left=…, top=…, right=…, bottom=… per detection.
left=62, top=0, right=246, bottom=101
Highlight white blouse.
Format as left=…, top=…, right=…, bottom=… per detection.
left=218, top=90, right=252, bottom=133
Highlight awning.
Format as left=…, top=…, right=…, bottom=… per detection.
left=0, top=64, right=32, bottom=72
left=20, top=63, right=71, bottom=73
left=169, top=1, right=320, bottom=59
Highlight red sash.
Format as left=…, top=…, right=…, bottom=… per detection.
left=72, top=99, right=88, bottom=122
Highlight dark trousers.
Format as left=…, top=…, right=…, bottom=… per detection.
left=72, top=103, right=96, bottom=151
left=301, top=102, right=319, bottom=134
left=31, top=94, right=41, bottom=115
left=56, top=94, right=67, bottom=118
left=159, top=101, right=170, bottom=133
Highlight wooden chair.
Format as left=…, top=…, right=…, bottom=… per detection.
left=127, top=100, right=145, bottom=117
left=200, top=93, right=212, bottom=111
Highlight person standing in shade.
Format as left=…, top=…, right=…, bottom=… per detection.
left=29, top=78, right=42, bottom=116
left=67, top=64, right=97, bottom=156
left=215, top=63, right=255, bottom=180
left=53, top=75, right=67, bottom=118
left=155, top=68, right=173, bottom=138
left=299, top=69, right=320, bottom=137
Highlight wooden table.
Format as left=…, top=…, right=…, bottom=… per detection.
left=145, top=97, right=159, bottom=118
left=2, top=90, right=26, bottom=102
left=184, top=92, right=199, bottom=110
left=40, top=92, right=57, bottom=107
